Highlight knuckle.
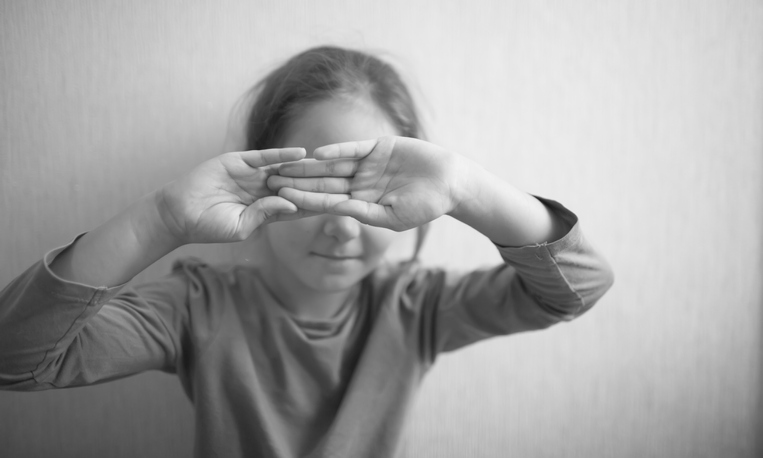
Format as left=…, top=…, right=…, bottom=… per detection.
left=296, top=192, right=307, bottom=206
left=322, top=194, right=333, bottom=210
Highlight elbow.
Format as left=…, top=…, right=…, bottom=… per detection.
left=544, top=259, right=615, bottom=323
left=0, top=341, right=72, bottom=392
left=0, top=368, right=48, bottom=392
left=596, top=259, right=615, bottom=302
left=575, top=259, right=615, bottom=317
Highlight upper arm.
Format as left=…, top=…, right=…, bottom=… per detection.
left=418, top=220, right=614, bottom=362
left=43, top=274, right=191, bottom=389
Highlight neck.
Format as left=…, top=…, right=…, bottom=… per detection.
left=269, top=276, right=357, bottom=321
left=257, top=247, right=357, bottom=322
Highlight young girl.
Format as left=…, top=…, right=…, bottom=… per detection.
left=0, top=46, right=613, bottom=457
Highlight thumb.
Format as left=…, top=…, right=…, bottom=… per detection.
left=239, top=196, right=298, bottom=234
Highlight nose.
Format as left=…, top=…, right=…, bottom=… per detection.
left=323, top=215, right=361, bottom=243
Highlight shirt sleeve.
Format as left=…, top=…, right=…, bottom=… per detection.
left=0, top=234, right=196, bottom=391
left=411, top=198, right=614, bottom=362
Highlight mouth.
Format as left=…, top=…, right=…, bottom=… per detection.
left=311, top=252, right=361, bottom=261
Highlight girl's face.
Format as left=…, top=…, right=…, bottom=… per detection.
left=261, top=96, right=401, bottom=295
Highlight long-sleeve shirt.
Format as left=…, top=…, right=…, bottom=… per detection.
left=0, top=199, right=613, bottom=458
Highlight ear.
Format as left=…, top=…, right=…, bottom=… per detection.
left=222, top=90, right=256, bottom=153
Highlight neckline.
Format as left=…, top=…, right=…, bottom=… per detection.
left=246, top=267, right=368, bottom=338
left=288, top=283, right=362, bottom=329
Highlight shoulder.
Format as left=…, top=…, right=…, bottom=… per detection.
left=366, top=261, right=450, bottom=311
left=168, top=257, right=241, bottom=293
left=167, top=258, right=274, bottom=318
left=160, top=258, right=243, bottom=340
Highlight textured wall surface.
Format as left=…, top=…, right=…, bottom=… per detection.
left=1, top=1, right=761, bottom=457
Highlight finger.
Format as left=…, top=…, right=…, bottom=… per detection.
left=238, top=147, right=306, bottom=169
left=277, top=188, right=351, bottom=213
left=278, top=158, right=359, bottom=177
left=268, top=208, right=323, bottom=223
left=239, top=196, right=298, bottom=235
left=313, top=139, right=378, bottom=160
left=329, top=199, right=398, bottom=229
left=267, top=175, right=352, bottom=194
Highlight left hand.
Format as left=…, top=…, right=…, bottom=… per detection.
left=267, top=136, right=471, bottom=231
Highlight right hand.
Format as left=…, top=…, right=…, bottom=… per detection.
left=157, top=148, right=307, bottom=244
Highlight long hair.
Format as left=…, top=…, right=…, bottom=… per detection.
left=245, top=46, right=423, bottom=150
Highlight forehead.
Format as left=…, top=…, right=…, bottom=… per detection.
left=280, top=96, right=399, bottom=155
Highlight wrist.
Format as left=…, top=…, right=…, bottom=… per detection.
left=129, top=190, right=186, bottom=254
left=444, top=159, right=562, bottom=247
left=447, top=153, right=485, bottom=222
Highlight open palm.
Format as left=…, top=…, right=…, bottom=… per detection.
left=269, top=137, right=463, bottom=231
left=158, top=147, right=307, bottom=243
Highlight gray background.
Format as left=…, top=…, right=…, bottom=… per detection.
left=1, top=0, right=761, bottom=456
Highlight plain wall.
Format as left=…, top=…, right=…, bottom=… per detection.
left=1, top=1, right=761, bottom=457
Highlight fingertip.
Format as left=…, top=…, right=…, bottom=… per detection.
left=312, top=145, right=334, bottom=160
left=277, top=186, right=295, bottom=200
left=284, top=147, right=307, bottom=161
left=281, top=201, right=298, bottom=213
left=276, top=162, right=294, bottom=175
left=266, top=174, right=287, bottom=191
left=265, top=175, right=279, bottom=192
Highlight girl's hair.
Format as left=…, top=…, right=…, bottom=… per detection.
left=245, top=45, right=423, bottom=150
left=245, top=45, right=429, bottom=259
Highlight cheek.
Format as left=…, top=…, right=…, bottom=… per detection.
left=363, top=227, right=399, bottom=259
left=265, top=219, right=318, bottom=256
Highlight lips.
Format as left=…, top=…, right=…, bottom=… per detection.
left=311, top=252, right=361, bottom=260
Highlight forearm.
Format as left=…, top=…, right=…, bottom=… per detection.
left=50, top=190, right=182, bottom=287
left=449, top=157, right=570, bottom=247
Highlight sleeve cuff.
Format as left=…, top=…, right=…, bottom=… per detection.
left=40, top=233, right=128, bottom=304
left=493, top=196, right=582, bottom=261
